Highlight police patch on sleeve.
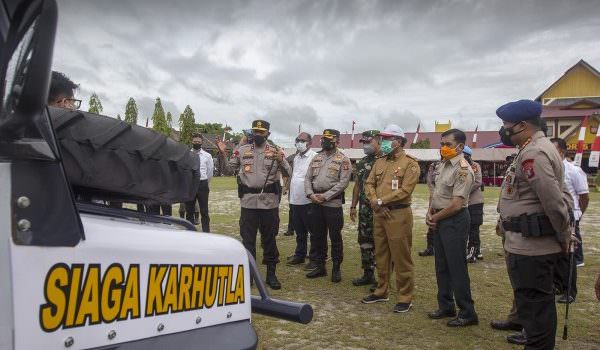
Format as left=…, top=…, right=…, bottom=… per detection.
left=521, top=159, right=535, bottom=179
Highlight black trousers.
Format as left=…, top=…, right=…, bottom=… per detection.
left=574, top=220, right=583, bottom=264
left=467, top=203, right=483, bottom=249
left=146, top=204, right=172, bottom=216
left=291, top=204, right=317, bottom=261
left=554, top=249, right=578, bottom=299
left=426, top=227, right=434, bottom=249
left=240, top=207, right=280, bottom=265
left=508, top=252, right=560, bottom=350
left=433, top=208, right=476, bottom=318
left=287, top=204, right=294, bottom=233
left=308, top=204, right=343, bottom=264
left=186, top=180, right=210, bottom=232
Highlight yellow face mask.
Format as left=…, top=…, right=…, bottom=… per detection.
left=440, top=145, right=459, bottom=160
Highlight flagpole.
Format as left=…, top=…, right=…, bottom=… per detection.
left=412, top=122, right=420, bottom=144
left=350, top=121, right=356, bottom=148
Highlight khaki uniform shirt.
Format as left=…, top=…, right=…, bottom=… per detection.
left=364, top=148, right=420, bottom=206
left=228, top=143, right=291, bottom=209
left=468, top=161, right=484, bottom=205
left=498, top=131, right=570, bottom=256
left=431, top=153, right=473, bottom=210
left=304, top=149, right=351, bottom=208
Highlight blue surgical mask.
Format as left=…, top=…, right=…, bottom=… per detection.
left=380, top=140, right=393, bottom=155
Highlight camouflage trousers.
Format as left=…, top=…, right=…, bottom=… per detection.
left=358, top=202, right=375, bottom=270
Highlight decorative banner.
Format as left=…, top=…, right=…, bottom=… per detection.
left=590, top=115, right=600, bottom=168
left=574, top=116, right=588, bottom=166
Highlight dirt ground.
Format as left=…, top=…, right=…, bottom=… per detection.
left=180, top=177, right=600, bottom=350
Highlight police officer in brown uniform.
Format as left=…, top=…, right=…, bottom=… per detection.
left=361, top=125, right=420, bottom=313
left=217, top=120, right=291, bottom=290
left=304, top=129, right=351, bottom=282
left=426, top=128, right=478, bottom=327
left=463, top=145, right=484, bottom=263
left=495, top=100, right=573, bottom=349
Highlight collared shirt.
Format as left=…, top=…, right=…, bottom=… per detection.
left=364, top=148, right=420, bottom=206
left=304, top=149, right=352, bottom=208
left=289, top=149, right=317, bottom=205
left=563, top=159, right=589, bottom=221
left=498, top=131, right=570, bottom=256
left=192, top=148, right=214, bottom=181
left=431, top=153, right=474, bottom=210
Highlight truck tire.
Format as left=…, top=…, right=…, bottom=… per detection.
left=48, top=106, right=200, bottom=204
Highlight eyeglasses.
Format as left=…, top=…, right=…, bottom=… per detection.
left=61, top=98, right=82, bottom=109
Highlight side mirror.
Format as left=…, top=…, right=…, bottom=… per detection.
left=0, top=0, right=57, bottom=138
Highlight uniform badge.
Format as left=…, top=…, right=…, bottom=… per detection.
left=521, top=159, right=535, bottom=179
left=244, top=164, right=252, bottom=173
left=507, top=186, right=513, bottom=195
left=457, top=171, right=467, bottom=184
left=391, top=179, right=399, bottom=190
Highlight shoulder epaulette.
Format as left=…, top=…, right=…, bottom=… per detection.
left=459, top=158, right=469, bottom=169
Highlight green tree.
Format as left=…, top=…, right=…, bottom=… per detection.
left=124, top=97, right=138, bottom=125
left=88, top=93, right=103, bottom=114
left=178, top=105, right=196, bottom=145
left=151, top=97, right=170, bottom=136
left=411, top=138, right=431, bottom=149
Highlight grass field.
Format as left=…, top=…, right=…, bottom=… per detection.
left=181, top=177, right=600, bottom=350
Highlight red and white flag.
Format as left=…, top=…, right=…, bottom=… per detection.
left=145, top=117, right=149, bottom=128
left=574, top=116, right=589, bottom=166
left=412, top=122, right=421, bottom=144
left=350, top=121, right=356, bottom=148
left=589, top=116, right=600, bottom=167
left=471, top=125, right=478, bottom=148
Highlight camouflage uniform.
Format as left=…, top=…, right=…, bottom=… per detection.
left=355, top=154, right=377, bottom=270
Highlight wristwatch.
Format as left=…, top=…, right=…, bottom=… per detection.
left=377, top=198, right=383, bottom=206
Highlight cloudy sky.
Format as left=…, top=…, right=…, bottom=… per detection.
left=53, top=0, right=600, bottom=145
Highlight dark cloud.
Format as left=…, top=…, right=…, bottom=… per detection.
left=53, top=0, right=600, bottom=135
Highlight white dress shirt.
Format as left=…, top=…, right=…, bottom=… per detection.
left=289, top=149, right=317, bottom=205
left=193, top=148, right=214, bottom=181
left=563, top=159, right=589, bottom=221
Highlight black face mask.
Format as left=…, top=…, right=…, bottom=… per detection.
left=254, top=135, right=267, bottom=146
left=499, top=124, right=524, bottom=147
left=322, top=139, right=335, bottom=150
left=192, top=143, right=202, bottom=150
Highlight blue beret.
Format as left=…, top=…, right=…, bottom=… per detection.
left=463, top=145, right=473, bottom=155
left=496, top=99, right=542, bottom=122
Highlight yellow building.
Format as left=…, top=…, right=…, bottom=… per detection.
left=536, top=59, right=600, bottom=161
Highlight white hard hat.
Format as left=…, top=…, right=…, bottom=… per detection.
left=379, top=124, right=405, bottom=138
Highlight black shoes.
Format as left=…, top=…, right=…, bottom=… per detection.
left=306, top=264, right=327, bottom=278
left=265, top=265, right=281, bottom=290
left=352, top=269, right=376, bottom=286
left=557, top=295, right=576, bottom=304
left=418, top=247, right=434, bottom=256
left=447, top=315, right=479, bottom=327
left=428, top=309, right=457, bottom=319
left=393, top=303, right=412, bottom=313
left=286, top=255, right=305, bottom=266
left=331, top=263, right=341, bottom=283
left=507, top=330, right=527, bottom=345
left=283, top=230, right=294, bottom=236
left=304, top=261, right=318, bottom=271
left=490, top=320, right=522, bottom=331
left=361, top=294, right=389, bottom=304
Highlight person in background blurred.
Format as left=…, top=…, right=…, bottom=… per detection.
left=185, top=133, right=214, bottom=232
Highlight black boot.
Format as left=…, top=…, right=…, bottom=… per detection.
left=265, top=265, right=281, bottom=290
left=306, top=263, right=327, bottom=278
left=331, top=262, right=341, bottom=283
left=352, top=268, right=376, bottom=286
left=418, top=246, right=434, bottom=256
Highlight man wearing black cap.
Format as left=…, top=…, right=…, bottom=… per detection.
left=495, top=99, right=574, bottom=349
left=349, top=130, right=380, bottom=289
left=217, top=120, right=291, bottom=290
left=304, top=129, right=351, bottom=282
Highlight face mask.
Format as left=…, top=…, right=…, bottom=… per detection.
left=498, top=124, right=524, bottom=147
left=192, top=143, right=202, bottom=150
left=440, top=145, right=459, bottom=160
left=363, top=143, right=376, bottom=155
left=295, top=142, right=307, bottom=153
left=380, top=140, right=393, bottom=155
left=321, top=139, right=335, bottom=150
left=254, top=135, right=266, bottom=146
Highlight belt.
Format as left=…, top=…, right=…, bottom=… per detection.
left=314, top=192, right=343, bottom=200
left=387, top=203, right=410, bottom=210
left=502, top=214, right=556, bottom=238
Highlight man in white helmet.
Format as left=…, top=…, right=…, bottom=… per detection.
left=362, top=125, right=420, bottom=313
